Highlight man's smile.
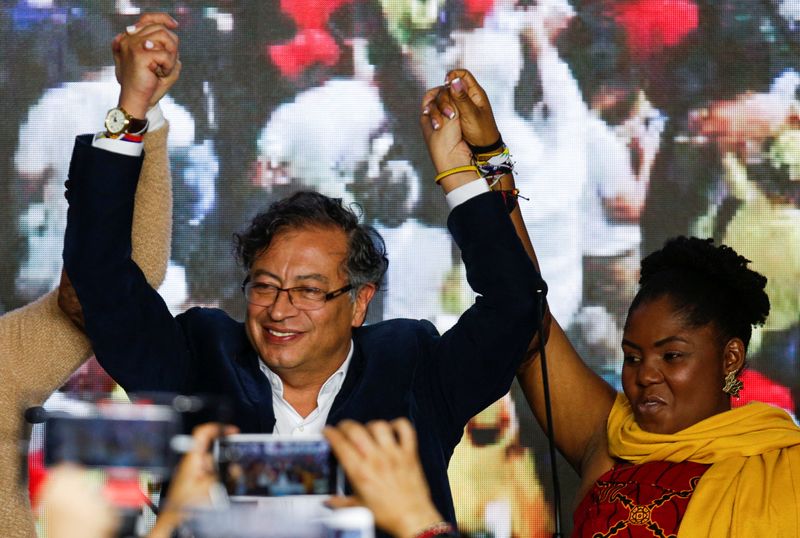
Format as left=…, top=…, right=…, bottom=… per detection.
left=263, top=327, right=304, bottom=343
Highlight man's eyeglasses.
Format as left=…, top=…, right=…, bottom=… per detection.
left=242, top=280, right=353, bottom=311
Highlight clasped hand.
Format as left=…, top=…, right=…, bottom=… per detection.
left=113, top=12, right=181, bottom=118
left=420, top=70, right=502, bottom=175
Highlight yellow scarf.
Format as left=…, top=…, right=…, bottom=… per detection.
left=607, top=393, right=800, bottom=537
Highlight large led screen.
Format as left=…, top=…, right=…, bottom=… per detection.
left=2, top=1, right=799, bottom=536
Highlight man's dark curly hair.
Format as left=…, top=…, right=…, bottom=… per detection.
left=233, top=191, right=388, bottom=295
left=628, top=236, right=770, bottom=349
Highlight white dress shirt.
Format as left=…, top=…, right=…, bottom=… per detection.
left=258, top=342, right=354, bottom=435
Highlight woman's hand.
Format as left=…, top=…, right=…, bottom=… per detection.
left=442, top=70, right=502, bottom=149
left=421, top=69, right=508, bottom=192
left=57, top=270, right=85, bottom=330
left=324, top=418, right=445, bottom=538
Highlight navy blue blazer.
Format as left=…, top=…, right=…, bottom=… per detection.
left=63, top=135, right=545, bottom=529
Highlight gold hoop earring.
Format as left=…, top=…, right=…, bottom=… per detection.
left=722, top=370, right=743, bottom=398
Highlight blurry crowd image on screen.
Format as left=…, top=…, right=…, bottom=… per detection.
left=223, top=442, right=332, bottom=497
left=2, top=0, right=800, bottom=535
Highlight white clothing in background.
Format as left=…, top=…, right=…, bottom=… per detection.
left=257, top=78, right=387, bottom=209
left=377, top=220, right=453, bottom=322
left=14, top=66, right=194, bottom=295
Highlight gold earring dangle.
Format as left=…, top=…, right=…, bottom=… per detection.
left=722, top=370, right=743, bottom=398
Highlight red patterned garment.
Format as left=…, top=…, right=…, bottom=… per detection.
left=572, top=460, right=710, bottom=537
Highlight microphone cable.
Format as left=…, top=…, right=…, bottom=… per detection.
left=534, top=289, right=563, bottom=537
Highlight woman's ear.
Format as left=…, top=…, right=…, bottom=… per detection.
left=722, top=337, right=746, bottom=375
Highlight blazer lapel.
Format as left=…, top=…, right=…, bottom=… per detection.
left=327, top=336, right=366, bottom=424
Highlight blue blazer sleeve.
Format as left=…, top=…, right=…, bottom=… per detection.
left=63, top=135, right=193, bottom=394
left=422, top=191, right=545, bottom=438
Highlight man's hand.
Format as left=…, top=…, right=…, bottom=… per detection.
left=112, top=12, right=180, bottom=118
left=324, top=419, right=445, bottom=538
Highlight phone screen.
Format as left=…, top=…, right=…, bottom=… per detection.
left=217, top=435, right=338, bottom=497
left=44, top=414, right=179, bottom=472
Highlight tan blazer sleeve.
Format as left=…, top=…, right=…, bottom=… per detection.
left=0, top=124, right=173, bottom=537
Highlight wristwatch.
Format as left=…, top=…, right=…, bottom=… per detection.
left=104, top=106, right=149, bottom=138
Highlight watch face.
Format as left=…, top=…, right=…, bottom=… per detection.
left=105, top=108, right=128, bottom=134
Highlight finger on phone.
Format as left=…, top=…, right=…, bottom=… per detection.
left=365, top=420, right=398, bottom=452
left=336, top=420, right=380, bottom=458
left=390, top=418, right=418, bottom=454
left=324, top=425, right=362, bottom=470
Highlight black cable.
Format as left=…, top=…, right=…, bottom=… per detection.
left=535, top=290, right=563, bottom=537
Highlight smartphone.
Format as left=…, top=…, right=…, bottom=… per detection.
left=43, top=402, right=180, bottom=474
left=215, top=434, right=342, bottom=498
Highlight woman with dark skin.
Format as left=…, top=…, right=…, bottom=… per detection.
left=425, top=69, right=800, bottom=536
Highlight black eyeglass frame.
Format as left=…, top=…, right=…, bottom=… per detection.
left=241, top=278, right=354, bottom=310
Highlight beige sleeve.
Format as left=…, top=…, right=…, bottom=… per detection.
left=0, top=124, right=173, bottom=537
left=0, top=290, right=86, bottom=538
left=133, top=124, right=172, bottom=288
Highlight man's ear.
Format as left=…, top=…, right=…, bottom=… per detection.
left=722, top=337, right=746, bottom=375
left=351, top=283, right=377, bottom=327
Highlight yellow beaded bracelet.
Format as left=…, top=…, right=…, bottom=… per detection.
left=434, top=165, right=480, bottom=183
left=473, top=146, right=507, bottom=161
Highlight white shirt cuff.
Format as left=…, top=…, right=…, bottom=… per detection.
left=91, top=133, right=144, bottom=157
left=91, top=103, right=166, bottom=157
left=445, top=179, right=490, bottom=210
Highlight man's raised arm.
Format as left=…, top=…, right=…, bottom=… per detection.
left=415, top=72, right=545, bottom=430
left=63, top=13, right=192, bottom=394
left=427, top=70, right=616, bottom=479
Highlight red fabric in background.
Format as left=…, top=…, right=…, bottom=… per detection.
left=279, top=0, right=352, bottom=29
left=269, top=0, right=354, bottom=78
left=609, top=0, right=699, bottom=60
left=464, top=0, right=495, bottom=25
left=27, top=449, right=46, bottom=508
left=269, top=28, right=342, bottom=78
left=735, top=368, right=795, bottom=415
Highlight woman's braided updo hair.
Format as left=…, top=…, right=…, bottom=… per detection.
left=628, top=236, right=770, bottom=349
